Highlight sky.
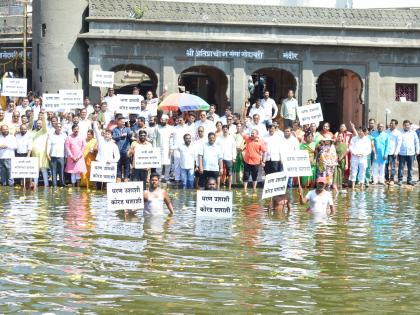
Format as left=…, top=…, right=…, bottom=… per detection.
left=157, top=0, right=420, bottom=8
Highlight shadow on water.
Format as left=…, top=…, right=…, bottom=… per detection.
left=0, top=185, right=420, bottom=313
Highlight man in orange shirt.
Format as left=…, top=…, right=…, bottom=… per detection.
left=241, top=129, right=266, bottom=192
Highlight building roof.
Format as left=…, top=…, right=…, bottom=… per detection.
left=89, top=0, right=420, bottom=30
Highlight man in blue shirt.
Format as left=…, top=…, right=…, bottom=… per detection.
left=112, top=117, right=133, bottom=182
left=398, top=120, right=420, bottom=185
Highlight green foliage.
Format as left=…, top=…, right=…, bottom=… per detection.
left=133, top=6, right=144, bottom=19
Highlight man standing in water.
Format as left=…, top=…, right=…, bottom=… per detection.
left=298, top=178, right=335, bottom=220
left=143, top=173, right=174, bottom=216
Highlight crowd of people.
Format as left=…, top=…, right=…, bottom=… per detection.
left=0, top=87, right=419, bottom=216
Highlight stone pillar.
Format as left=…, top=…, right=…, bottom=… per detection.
left=162, top=56, right=178, bottom=95
left=32, top=0, right=89, bottom=95
left=301, top=58, right=315, bottom=105
left=367, top=60, right=380, bottom=125
left=232, top=59, right=247, bottom=114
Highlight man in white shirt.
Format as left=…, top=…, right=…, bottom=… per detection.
left=195, top=111, right=216, bottom=139
left=385, top=119, right=402, bottom=184
left=15, top=124, right=32, bottom=157
left=146, top=90, right=159, bottom=116
left=219, top=107, right=232, bottom=125
left=245, top=99, right=265, bottom=121
left=178, top=133, right=196, bottom=189
left=260, top=90, right=278, bottom=125
left=156, top=114, right=173, bottom=182
left=31, top=97, right=42, bottom=120
left=208, top=104, right=220, bottom=124
left=299, top=177, right=335, bottom=222
left=194, top=126, right=206, bottom=188
left=282, top=127, right=300, bottom=187
left=77, top=108, right=92, bottom=139
left=100, top=102, right=114, bottom=127
left=104, top=88, right=119, bottom=114
left=245, top=114, right=267, bottom=137
left=398, top=120, right=420, bottom=185
left=198, top=132, right=223, bottom=189
left=47, top=123, right=67, bottom=187
left=171, top=116, right=190, bottom=183
left=0, top=125, right=17, bottom=186
left=216, top=125, right=236, bottom=189
left=138, top=100, right=151, bottom=125
left=17, top=98, right=30, bottom=117
left=263, top=124, right=283, bottom=174
left=349, top=127, right=372, bottom=189
left=281, top=90, right=298, bottom=129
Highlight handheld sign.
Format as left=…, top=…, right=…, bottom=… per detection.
left=147, top=98, right=159, bottom=116
left=196, top=191, right=233, bottom=218
left=297, top=103, right=323, bottom=126
left=134, top=148, right=161, bottom=169
left=59, top=89, right=83, bottom=111
left=92, top=70, right=115, bottom=88
left=90, top=161, right=117, bottom=183
left=118, top=94, right=143, bottom=116
left=262, top=171, right=288, bottom=199
left=43, top=93, right=62, bottom=112
left=1, top=78, right=27, bottom=97
left=107, top=182, right=144, bottom=210
left=11, top=157, right=39, bottom=179
left=282, top=150, right=312, bottom=177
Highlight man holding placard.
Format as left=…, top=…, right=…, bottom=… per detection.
left=128, top=129, right=152, bottom=190
left=0, top=125, right=17, bottom=186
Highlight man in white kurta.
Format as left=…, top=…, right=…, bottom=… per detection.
left=156, top=114, right=173, bottom=181
left=349, top=128, right=372, bottom=188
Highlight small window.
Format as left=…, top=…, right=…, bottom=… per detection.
left=395, top=83, right=417, bottom=102
left=41, top=23, right=46, bottom=37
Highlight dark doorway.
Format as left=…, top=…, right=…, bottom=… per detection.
left=316, top=69, right=363, bottom=132
left=111, top=64, right=158, bottom=97
left=179, top=65, right=228, bottom=114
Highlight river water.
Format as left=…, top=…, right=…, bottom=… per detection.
left=1, top=186, right=419, bottom=313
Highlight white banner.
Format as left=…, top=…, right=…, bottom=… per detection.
left=262, top=172, right=288, bottom=199
left=90, top=161, right=117, bottom=182
left=42, top=93, right=63, bottom=112
left=297, top=103, right=323, bottom=126
left=11, top=157, right=39, bottom=179
left=147, top=98, right=159, bottom=116
left=92, top=70, right=114, bottom=88
left=282, top=150, right=312, bottom=177
left=1, top=78, right=27, bottom=97
left=196, top=191, right=233, bottom=218
left=118, top=94, right=143, bottom=116
left=59, top=89, right=83, bottom=111
left=134, top=148, right=161, bottom=169
left=107, top=182, right=144, bottom=210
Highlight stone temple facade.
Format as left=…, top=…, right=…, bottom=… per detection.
left=32, top=0, right=420, bottom=130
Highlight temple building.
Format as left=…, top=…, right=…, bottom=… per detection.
left=32, top=0, right=420, bottom=129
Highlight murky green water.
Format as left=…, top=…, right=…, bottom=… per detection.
left=1, top=186, right=420, bottom=313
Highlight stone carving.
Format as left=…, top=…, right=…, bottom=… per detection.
left=89, top=0, right=420, bottom=29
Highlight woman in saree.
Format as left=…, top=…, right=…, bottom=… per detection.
left=316, top=135, right=338, bottom=188
left=299, top=131, right=316, bottom=188
left=80, top=129, right=97, bottom=188
left=332, top=133, right=348, bottom=194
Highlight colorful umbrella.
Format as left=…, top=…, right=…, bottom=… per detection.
left=158, top=93, right=210, bottom=112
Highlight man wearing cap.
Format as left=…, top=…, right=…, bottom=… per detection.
left=156, top=114, right=173, bottom=182
left=299, top=177, right=335, bottom=221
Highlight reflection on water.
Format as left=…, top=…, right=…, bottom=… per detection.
left=1, top=186, right=420, bottom=313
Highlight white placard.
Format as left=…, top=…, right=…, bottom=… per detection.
left=297, top=103, right=323, bottom=126
left=282, top=150, right=312, bottom=177
left=92, top=70, right=114, bottom=88
left=1, top=78, right=27, bottom=97
left=11, top=157, right=39, bottom=179
left=89, top=161, right=117, bottom=182
left=107, top=182, right=144, bottom=210
left=59, top=89, right=83, bottom=111
left=42, top=93, right=62, bottom=112
left=118, top=94, right=142, bottom=116
left=262, top=172, right=288, bottom=199
left=196, top=191, right=233, bottom=218
left=134, top=148, right=162, bottom=169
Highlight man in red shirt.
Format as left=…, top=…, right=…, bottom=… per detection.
left=241, top=129, right=266, bottom=192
